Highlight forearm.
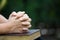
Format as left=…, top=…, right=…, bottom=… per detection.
left=0, top=22, right=13, bottom=34
left=0, top=14, right=8, bottom=23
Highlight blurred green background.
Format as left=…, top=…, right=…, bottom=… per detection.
left=0, top=0, right=60, bottom=29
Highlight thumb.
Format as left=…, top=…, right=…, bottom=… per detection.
left=9, top=11, right=17, bottom=20
left=10, top=11, right=17, bottom=17
left=16, top=11, right=25, bottom=19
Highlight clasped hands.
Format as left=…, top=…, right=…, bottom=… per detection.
left=8, top=11, right=31, bottom=33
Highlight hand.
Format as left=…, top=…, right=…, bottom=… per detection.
left=8, top=11, right=31, bottom=33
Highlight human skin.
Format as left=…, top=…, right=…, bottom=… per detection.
left=0, top=11, right=31, bottom=34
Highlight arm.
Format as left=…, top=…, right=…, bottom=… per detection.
left=0, top=22, right=14, bottom=34
left=0, top=14, right=8, bottom=23
left=0, top=14, right=18, bottom=34
left=0, top=13, right=24, bottom=34
left=0, top=12, right=31, bottom=34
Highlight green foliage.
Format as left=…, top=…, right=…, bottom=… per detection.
left=0, top=0, right=2, bottom=2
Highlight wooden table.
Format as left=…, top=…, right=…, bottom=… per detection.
left=0, top=29, right=41, bottom=40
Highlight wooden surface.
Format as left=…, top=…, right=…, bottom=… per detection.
left=0, top=29, right=41, bottom=40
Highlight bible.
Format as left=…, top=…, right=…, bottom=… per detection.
left=0, top=29, right=41, bottom=40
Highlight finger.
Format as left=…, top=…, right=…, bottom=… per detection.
left=22, top=25, right=32, bottom=28
left=10, top=11, right=17, bottom=17
left=21, top=22, right=30, bottom=26
left=26, top=18, right=32, bottom=22
left=16, top=28, right=28, bottom=33
left=9, top=11, right=17, bottom=20
left=23, top=14, right=29, bottom=18
left=9, top=11, right=20, bottom=21
left=19, top=14, right=29, bottom=21
left=26, top=25, right=32, bottom=28
left=22, top=28, right=29, bottom=32
left=16, top=11, right=25, bottom=19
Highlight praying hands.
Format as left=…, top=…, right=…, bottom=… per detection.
left=0, top=11, right=31, bottom=34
